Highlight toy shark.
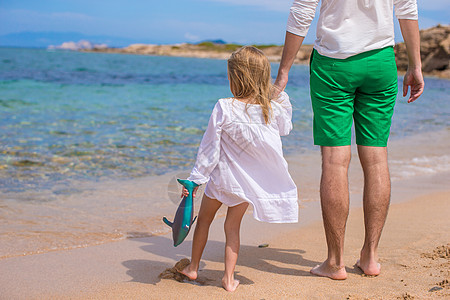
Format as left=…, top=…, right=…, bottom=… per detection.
left=163, top=179, right=199, bottom=247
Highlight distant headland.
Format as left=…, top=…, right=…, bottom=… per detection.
left=53, top=25, right=449, bottom=78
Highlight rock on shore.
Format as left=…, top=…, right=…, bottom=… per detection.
left=395, top=24, right=450, bottom=78
left=49, top=40, right=108, bottom=51
left=87, top=42, right=314, bottom=65
left=85, top=25, right=449, bottom=78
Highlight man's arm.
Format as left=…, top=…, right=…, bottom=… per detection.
left=273, top=32, right=305, bottom=96
left=398, top=19, right=424, bottom=103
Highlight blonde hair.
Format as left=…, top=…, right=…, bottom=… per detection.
left=227, top=46, right=273, bottom=124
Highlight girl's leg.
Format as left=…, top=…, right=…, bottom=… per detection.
left=180, top=194, right=222, bottom=280
left=222, top=202, right=249, bottom=292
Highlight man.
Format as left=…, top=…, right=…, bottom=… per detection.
left=274, top=0, right=424, bottom=280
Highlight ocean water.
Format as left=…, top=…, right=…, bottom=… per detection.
left=0, top=47, right=449, bottom=258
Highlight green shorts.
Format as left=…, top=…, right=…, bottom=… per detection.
left=310, top=47, right=398, bottom=147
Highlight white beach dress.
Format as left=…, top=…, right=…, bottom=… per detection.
left=187, top=91, right=298, bottom=223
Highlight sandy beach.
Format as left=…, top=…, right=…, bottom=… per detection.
left=1, top=133, right=449, bottom=299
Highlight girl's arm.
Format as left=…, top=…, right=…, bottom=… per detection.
left=273, top=91, right=293, bottom=136
left=187, top=102, right=224, bottom=185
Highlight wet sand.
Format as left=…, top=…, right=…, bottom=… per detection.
left=0, top=169, right=448, bottom=299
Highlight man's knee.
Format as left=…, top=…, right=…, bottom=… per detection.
left=321, top=146, right=351, bottom=169
left=357, top=146, right=388, bottom=169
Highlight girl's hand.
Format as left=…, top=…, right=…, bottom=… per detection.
left=181, top=187, right=189, bottom=198
left=180, top=186, right=199, bottom=198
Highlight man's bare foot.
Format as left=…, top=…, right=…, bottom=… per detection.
left=178, top=264, right=198, bottom=280
left=356, top=259, right=381, bottom=276
left=222, top=277, right=240, bottom=292
left=310, top=261, right=347, bottom=280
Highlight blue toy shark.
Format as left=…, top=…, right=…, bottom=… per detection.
left=163, top=179, right=199, bottom=247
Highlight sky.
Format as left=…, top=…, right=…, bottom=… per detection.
left=0, top=0, right=449, bottom=46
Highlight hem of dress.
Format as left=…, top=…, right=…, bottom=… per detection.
left=204, top=189, right=249, bottom=207
left=206, top=184, right=298, bottom=202
left=252, top=216, right=299, bottom=223
left=205, top=189, right=299, bottom=223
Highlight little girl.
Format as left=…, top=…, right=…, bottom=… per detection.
left=179, top=46, right=298, bottom=291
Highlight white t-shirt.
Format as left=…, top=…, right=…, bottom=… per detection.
left=286, top=0, right=418, bottom=59
left=187, top=92, right=298, bottom=223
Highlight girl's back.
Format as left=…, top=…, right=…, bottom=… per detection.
left=188, top=91, right=298, bottom=223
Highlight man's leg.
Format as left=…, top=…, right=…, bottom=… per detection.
left=310, top=145, right=351, bottom=280
left=356, top=145, right=390, bottom=276
left=352, top=47, right=397, bottom=276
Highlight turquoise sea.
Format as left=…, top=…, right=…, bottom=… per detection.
left=0, top=47, right=449, bottom=258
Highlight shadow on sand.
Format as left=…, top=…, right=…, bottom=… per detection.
left=122, top=234, right=321, bottom=287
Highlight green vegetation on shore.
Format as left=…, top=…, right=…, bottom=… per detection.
left=192, top=42, right=279, bottom=52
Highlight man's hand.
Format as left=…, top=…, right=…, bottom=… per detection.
left=398, top=19, right=423, bottom=103
left=272, top=32, right=305, bottom=99
left=403, top=66, right=424, bottom=103
left=273, top=74, right=288, bottom=98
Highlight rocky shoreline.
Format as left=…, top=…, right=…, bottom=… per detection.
left=395, top=24, right=450, bottom=79
left=85, top=25, right=449, bottom=79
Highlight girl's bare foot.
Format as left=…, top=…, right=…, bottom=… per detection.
left=310, top=261, right=347, bottom=280
left=356, top=259, right=381, bottom=276
left=222, top=277, right=240, bottom=292
left=179, top=264, right=198, bottom=280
